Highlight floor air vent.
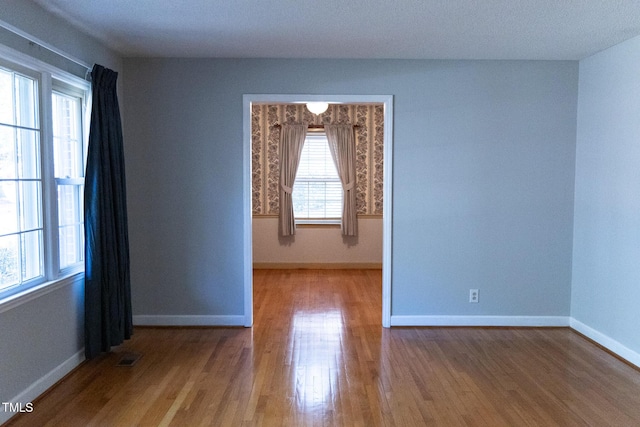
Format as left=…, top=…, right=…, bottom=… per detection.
left=116, top=352, right=142, bottom=367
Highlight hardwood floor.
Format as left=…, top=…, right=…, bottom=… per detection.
left=6, top=269, right=640, bottom=426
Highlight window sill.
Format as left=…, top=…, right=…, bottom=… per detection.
left=296, top=219, right=341, bottom=228
left=0, top=271, right=85, bottom=314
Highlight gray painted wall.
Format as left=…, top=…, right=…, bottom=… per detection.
left=0, top=0, right=121, bottom=414
left=0, top=279, right=83, bottom=404
left=0, top=0, right=121, bottom=76
left=4, top=0, right=606, bottom=410
left=572, top=35, right=640, bottom=355
left=122, top=58, right=578, bottom=319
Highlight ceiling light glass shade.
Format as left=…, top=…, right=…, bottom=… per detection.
left=306, top=102, right=329, bottom=115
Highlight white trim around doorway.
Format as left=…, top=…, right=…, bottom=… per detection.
left=242, top=94, right=394, bottom=327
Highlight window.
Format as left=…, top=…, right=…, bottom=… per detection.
left=292, top=132, right=342, bottom=223
left=0, top=66, right=43, bottom=291
left=0, top=56, right=88, bottom=301
left=53, top=88, right=85, bottom=269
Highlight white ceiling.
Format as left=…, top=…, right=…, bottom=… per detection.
left=33, top=0, right=640, bottom=60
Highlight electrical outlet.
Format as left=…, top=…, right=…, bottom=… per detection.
left=469, top=289, right=479, bottom=303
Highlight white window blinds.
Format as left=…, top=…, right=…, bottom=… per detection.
left=292, top=132, right=342, bottom=219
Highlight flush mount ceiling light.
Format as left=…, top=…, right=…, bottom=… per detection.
left=306, top=102, right=329, bottom=115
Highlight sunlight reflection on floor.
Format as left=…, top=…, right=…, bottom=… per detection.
left=291, top=309, right=344, bottom=412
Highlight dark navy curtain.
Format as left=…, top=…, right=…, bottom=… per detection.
left=84, top=64, right=132, bottom=359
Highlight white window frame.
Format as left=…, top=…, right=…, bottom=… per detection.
left=52, top=82, right=88, bottom=273
left=0, top=62, right=43, bottom=293
left=293, top=131, right=342, bottom=225
left=0, top=44, right=89, bottom=308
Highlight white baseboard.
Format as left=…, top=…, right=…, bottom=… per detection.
left=390, top=315, right=640, bottom=368
left=570, top=318, right=640, bottom=369
left=253, top=262, right=382, bottom=270
left=133, top=315, right=246, bottom=327
left=0, top=349, right=84, bottom=425
left=390, top=315, right=571, bottom=327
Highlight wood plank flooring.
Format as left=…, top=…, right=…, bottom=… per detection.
left=5, top=269, right=640, bottom=426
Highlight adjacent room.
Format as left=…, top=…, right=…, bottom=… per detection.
left=251, top=102, right=385, bottom=271
left=2, top=0, right=640, bottom=425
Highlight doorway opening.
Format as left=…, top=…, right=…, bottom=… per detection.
left=242, top=95, right=393, bottom=327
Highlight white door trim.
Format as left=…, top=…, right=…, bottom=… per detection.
left=242, top=94, right=393, bottom=327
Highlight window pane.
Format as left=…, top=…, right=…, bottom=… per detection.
left=312, top=182, right=342, bottom=217
left=292, top=184, right=309, bottom=215
left=296, top=135, right=338, bottom=179
left=293, top=181, right=342, bottom=218
left=0, top=181, right=18, bottom=235
left=307, top=182, right=325, bottom=217
left=53, top=92, right=83, bottom=179
left=80, top=183, right=84, bottom=215
left=14, top=73, right=38, bottom=129
left=59, top=224, right=83, bottom=269
left=0, top=234, right=19, bottom=290
left=0, top=69, right=13, bottom=126
left=57, top=184, right=82, bottom=225
left=17, top=129, right=40, bottom=179
left=21, top=230, right=43, bottom=281
left=19, top=181, right=42, bottom=231
left=0, top=126, right=16, bottom=179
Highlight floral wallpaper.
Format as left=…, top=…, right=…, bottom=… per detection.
left=252, top=104, right=384, bottom=216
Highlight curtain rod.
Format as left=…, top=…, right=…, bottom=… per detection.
left=272, top=124, right=361, bottom=129
left=0, top=18, right=93, bottom=73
